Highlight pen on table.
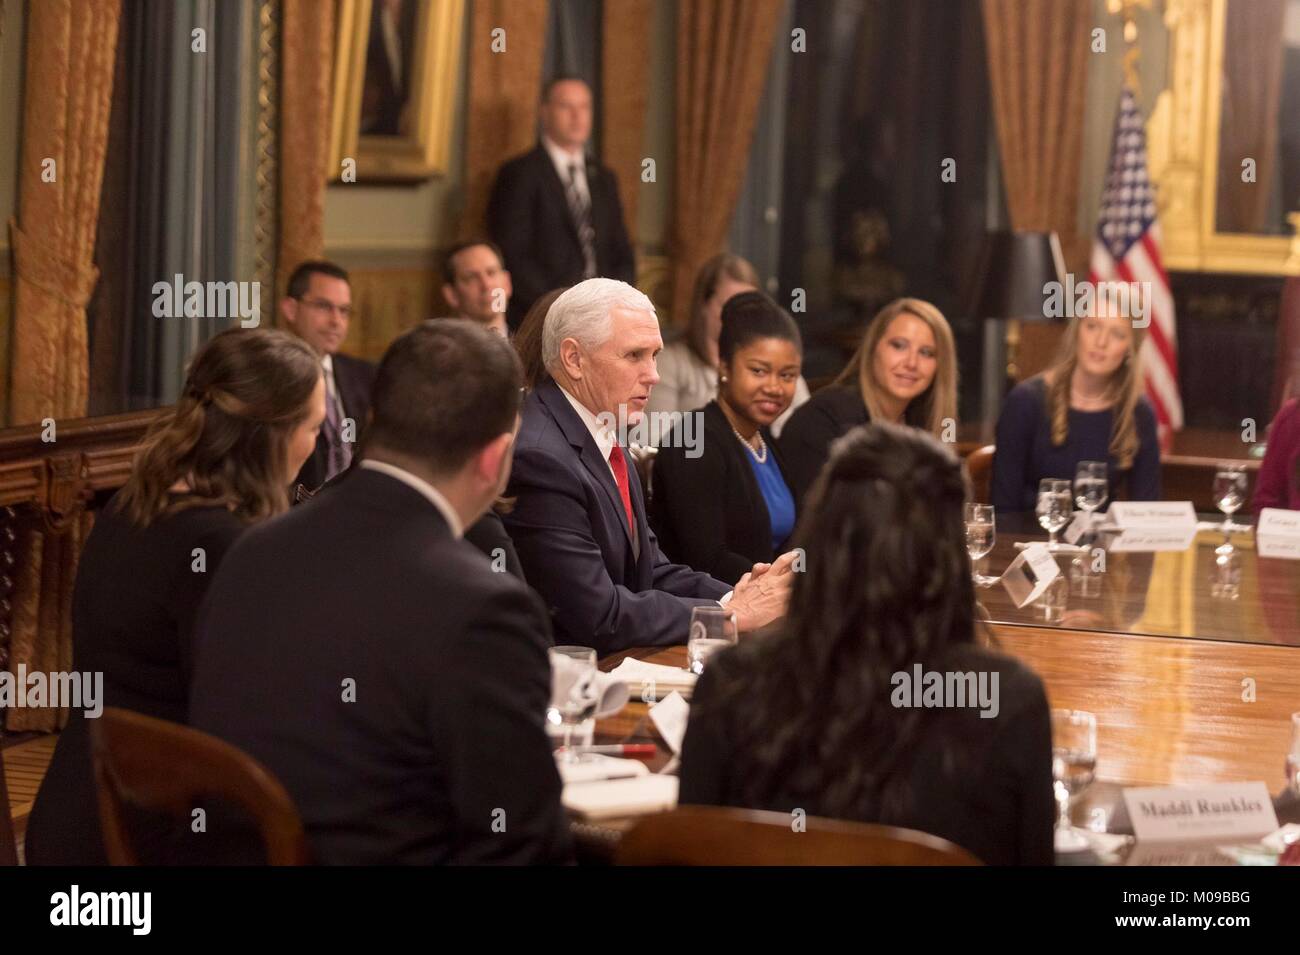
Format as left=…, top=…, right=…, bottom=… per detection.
left=569, top=744, right=657, bottom=758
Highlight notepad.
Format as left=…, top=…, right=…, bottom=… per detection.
left=556, top=754, right=649, bottom=785
left=562, top=775, right=679, bottom=820
left=607, top=658, right=697, bottom=700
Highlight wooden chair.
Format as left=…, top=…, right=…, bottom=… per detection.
left=616, top=806, right=981, bottom=866
left=89, top=707, right=310, bottom=865
left=964, top=444, right=996, bottom=504
left=0, top=748, right=17, bottom=866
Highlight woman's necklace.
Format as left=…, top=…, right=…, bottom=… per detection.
left=732, top=425, right=768, bottom=464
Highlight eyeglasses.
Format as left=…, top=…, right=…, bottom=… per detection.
left=296, top=297, right=353, bottom=319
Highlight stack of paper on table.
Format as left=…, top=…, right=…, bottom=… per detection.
left=607, top=657, right=697, bottom=700
left=556, top=754, right=649, bottom=785
left=562, top=775, right=679, bottom=821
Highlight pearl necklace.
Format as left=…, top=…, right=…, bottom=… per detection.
left=732, top=426, right=768, bottom=464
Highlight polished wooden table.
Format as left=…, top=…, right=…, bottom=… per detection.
left=581, top=512, right=1300, bottom=863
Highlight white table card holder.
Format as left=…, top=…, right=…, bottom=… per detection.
left=1122, top=782, right=1278, bottom=843
left=1000, top=543, right=1061, bottom=608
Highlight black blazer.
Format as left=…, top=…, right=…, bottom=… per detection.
left=189, top=467, right=571, bottom=865
left=25, top=498, right=245, bottom=865
left=503, top=381, right=731, bottom=655
left=679, top=640, right=1055, bottom=865
left=650, top=401, right=795, bottom=585
left=778, top=384, right=871, bottom=505
left=487, top=145, right=636, bottom=327
left=293, top=352, right=377, bottom=493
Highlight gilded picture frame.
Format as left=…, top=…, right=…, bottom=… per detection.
left=1148, top=0, right=1300, bottom=275
left=329, top=0, right=464, bottom=182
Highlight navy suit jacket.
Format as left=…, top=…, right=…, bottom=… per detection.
left=504, top=381, right=731, bottom=655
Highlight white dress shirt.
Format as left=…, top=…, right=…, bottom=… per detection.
left=360, top=459, right=464, bottom=538
left=321, top=354, right=344, bottom=416
left=542, top=135, right=590, bottom=207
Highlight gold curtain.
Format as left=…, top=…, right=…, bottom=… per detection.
left=601, top=0, right=654, bottom=258
left=277, top=0, right=336, bottom=298
left=8, top=0, right=121, bottom=426
left=668, top=0, right=783, bottom=327
left=981, top=0, right=1090, bottom=264
left=461, top=0, right=549, bottom=239
left=1216, top=0, right=1286, bottom=235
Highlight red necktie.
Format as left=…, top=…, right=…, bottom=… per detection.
left=607, top=445, right=636, bottom=536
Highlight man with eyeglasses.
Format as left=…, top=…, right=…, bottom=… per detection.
left=280, top=260, right=377, bottom=491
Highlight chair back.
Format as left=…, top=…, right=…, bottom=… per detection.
left=964, top=444, right=996, bottom=504
left=616, top=806, right=981, bottom=865
left=89, top=707, right=310, bottom=865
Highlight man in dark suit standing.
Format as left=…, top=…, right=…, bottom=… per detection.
left=190, top=320, right=570, bottom=865
left=280, top=260, right=376, bottom=492
left=487, top=76, right=636, bottom=329
left=504, top=278, right=796, bottom=656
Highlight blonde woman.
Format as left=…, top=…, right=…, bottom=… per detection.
left=779, top=297, right=958, bottom=503
left=991, top=304, right=1159, bottom=513
left=647, top=252, right=810, bottom=437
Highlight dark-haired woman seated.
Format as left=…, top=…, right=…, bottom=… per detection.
left=779, top=297, right=958, bottom=505
left=25, top=328, right=325, bottom=865
left=679, top=424, right=1054, bottom=865
left=991, top=305, right=1159, bottom=513
left=650, top=292, right=801, bottom=584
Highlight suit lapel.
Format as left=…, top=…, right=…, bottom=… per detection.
left=538, top=382, right=637, bottom=556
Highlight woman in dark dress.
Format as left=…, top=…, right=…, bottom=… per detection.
left=779, top=297, right=958, bottom=504
left=679, top=424, right=1055, bottom=865
left=25, top=327, right=325, bottom=865
left=651, top=292, right=801, bottom=584
left=991, top=304, right=1160, bottom=513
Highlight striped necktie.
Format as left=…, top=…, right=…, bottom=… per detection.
left=566, top=161, right=598, bottom=279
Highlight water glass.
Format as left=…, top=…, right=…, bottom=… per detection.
left=547, top=646, right=598, bottom=762
left=1210, top=544, right=1242, bottom=600
left=1213, top=463, right=1248, bottom=533
left=1287, top=713, right=1300, bottom=797
left=1051, top=709, right=1098, bottom=852
left=1073, top=461, right=1108, bottom=521
left=687, top=606, right=738, bottom=675
left=964, top=503, right=996, bottom=586
left=1036, top=479, right=1073, bottom=550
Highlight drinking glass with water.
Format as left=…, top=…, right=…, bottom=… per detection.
left=1051, top=708, right=1097, bottom=852
left=548, top=646, right=598, bottom=763
left=1213, top=463, right=1248, bottom=534
left=964, top=503, right=996, bottom=586
left=1073, top=461, right=1108, bottom=527
left=1036, top=479, right=1073, bottom=550
left=687, top=606, right=738, bottom=675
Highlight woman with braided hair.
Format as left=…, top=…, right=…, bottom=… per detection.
left=26, top=327, right=325, bottom=865
left=679, top=423, right=1054, bottom=865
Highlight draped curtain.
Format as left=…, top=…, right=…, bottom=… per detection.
left=981, top=0, right=1090, bottom=266
left=8, top=0, right=121, bottom=426
left=461, top=0, right=549, bottom=239
left=668, top=0, right=783, bottom=327
left=601, top=0, right=653, bottom=247
left=1215, top=0, right=1287, bottom=235
left=278, top=0, right=335, bottom=297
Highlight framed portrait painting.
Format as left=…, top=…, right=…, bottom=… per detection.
left=329, top=0, right=465, bottom=182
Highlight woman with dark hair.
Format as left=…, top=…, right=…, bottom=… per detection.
left=779, top=297, right=959, bottom=505
left=513, top=286, right=568, bottom=390
left=679, top=424, right=1054, bottom=865
left=647, top=253, right=810, bottom=437
left=26, top=327, right=325, bottom=865
left=650, top=291, right=801, bottom=584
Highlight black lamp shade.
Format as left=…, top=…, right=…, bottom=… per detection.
left=968, top=230, right=1066, bottom=322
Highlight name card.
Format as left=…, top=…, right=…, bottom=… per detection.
left=1258, top=508, right=1300, bottom=537
left=1063, top=510, right=1101, bottom=545
left=649, top=691, right=689, bottom=755
left=1258, top=534, right=1300, bottom=560
left=1123, top=782, right=1278, bottom=843
left=1001, top=543, right=1060, bottom=608
left=1109, top=527, right=1197, bottom=552
left=1109, top=501, right=1197, bottom=530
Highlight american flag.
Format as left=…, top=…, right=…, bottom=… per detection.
left=1088, top=86, right=1182, bottom=447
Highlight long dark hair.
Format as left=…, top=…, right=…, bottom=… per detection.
left=699, top=423, right=975, bottom=818
left=116, top=328, right=321, bottom=525
left=513, top=287, right=568, bottom=390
